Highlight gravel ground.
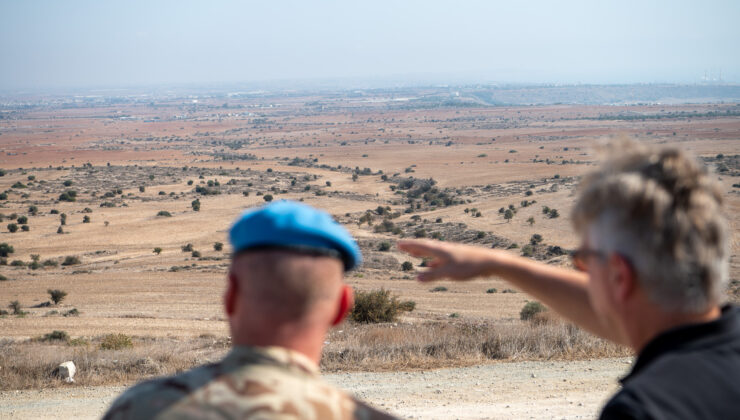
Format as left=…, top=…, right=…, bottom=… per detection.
left=0, top=358, right=631, bottom=419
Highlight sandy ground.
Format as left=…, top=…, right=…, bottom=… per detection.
left=0, top=358, right=631, bottom=419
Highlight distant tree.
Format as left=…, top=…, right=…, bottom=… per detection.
left=60, top=213, right=67, bottom=225
left=530, top=234, right=543, bottom=245
left=263, top=194, right=273, bottom=202
left=48, top=289, right=67, bottom=305
left=548, top=208, right=560, bottom=219
left=401, top=261, right=414, bottom=271
left=62, top=180, right=73, bottom=187
left=28, top=205, right=38, bottom=215
left=213, top=242, right=223, bottom=251
left=139, top=186, right=145, bottom=193
left=82, top=215, right=91, bottom=223
left=16, top=216, right=28, bottom=225
left=191, top=199, right=201, bottom=211
left=7, top=223, right=18, bottom=233
left=153, top=247, right=163, bottom=255
left=57, top=226, right=64, bottom=234
left=527, top=217, right=535, bottom=226
left=504, top=209, right=514, bottom=222
left=0, top=243, right=14, bottom=257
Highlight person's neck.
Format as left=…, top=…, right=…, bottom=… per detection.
left=231, top=322, right=327, bottom=365
left=629, top=305, right=721, bottom=353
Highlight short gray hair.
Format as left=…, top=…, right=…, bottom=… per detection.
left=572, top=139, right=729, bottom=313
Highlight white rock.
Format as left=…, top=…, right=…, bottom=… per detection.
left=57, top=361, right=76, bottom=383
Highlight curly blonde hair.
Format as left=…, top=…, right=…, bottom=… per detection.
left=572, top=139, right=729, bottom=313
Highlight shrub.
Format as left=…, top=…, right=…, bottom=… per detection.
left=59, top=190, right=77, bottom=202
left=548, top=208, right=559, bottom=218
left=191, top=250, right=201, bottom=258
left=82, top=215, right=91, bottom=223
left=378, top=241, right=391, bottom=252
left=476, top=231, right=486, bottom=239
left=527, top=217, right=535, bottom=226
left=62, top=180, right=73, bottom=187
left=0, top=274, right=6, bottom=281
left=486, top=288, right=498, bottom=294
left=63, top=308, right=80, bottom=317
left=530, top=234, right=543, bottom=245
left=42, top=259, right=58, bottom=267
left=21, top=225, right=29, bottom=232
left=350, top=288, right=415, bottom=323
left=42, top=330, right=69, bottom=342
left=263, top=194, right=273, bottom=202
left=0, top=243, right=14, bottom=257
left=60, top=213, right=67, bottom=225
left=430, top=286, right=448, bottom=292
left=7, top=223, right=18, bottom=233
left=9, top=300, right=22, bottom=314
left=156, top=210, right=172, bottom=217
left=191, top=199, right=200, bottom=211
left=16, top=215, right=28, bottom=224
left=57, top=226, right=64, bottom=234
left=401, top=261, right=414, bottom=271
left=521, top=245, right=535, bottom=257
left=50, top=209, right=59, bottom=214
left=520, top=301, right=547, bottom=321
left=12, top=182, right=27, bottom=188
left=213, top=242, right=223, bottom=251
left=10, top=259, right=25, bottom=267
left=48, top=289, right=68, bottom=304
left=28, top=205, right=38, bottom=215
left=61, top=256, right=81, bottom=266
left=100, top=333, right=133, bottom=350
left=181, top=243, right=193, bottom=252
left=139, top=186, right=145, bottom=193
left=504, top=209, right=513, bottom=222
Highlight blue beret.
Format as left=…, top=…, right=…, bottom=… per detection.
left=229, top=200, right=362, bottom=271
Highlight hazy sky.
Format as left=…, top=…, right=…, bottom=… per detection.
left=1, top=0, right=739, bottom=90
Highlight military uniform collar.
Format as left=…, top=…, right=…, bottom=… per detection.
left=226, top=345, right=320, bottom=376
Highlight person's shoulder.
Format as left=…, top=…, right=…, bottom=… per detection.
left=102, top=363, right=220, bottom=420
left=600, top=388, right=648, bottom=420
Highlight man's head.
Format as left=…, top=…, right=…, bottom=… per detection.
left=572, top=139, right=729, bottom=316
left=224, top=201, right=361, bottom=349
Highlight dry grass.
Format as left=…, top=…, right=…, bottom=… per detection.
left=321, top=318, right=629, bottom=372
left=0, top=319, right=629, bottom=391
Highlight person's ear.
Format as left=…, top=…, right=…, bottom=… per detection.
left=224, top=272, right=238, bottom=316
left=331, top=285, right=354, bottom=326
left=609, top=254, right=637, bottom=303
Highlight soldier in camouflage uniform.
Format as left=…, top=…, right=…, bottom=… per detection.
left=104, top=201, right=397, bottom=420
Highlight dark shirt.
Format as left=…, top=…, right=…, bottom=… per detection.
left=600, top=305, right=740, bottom=420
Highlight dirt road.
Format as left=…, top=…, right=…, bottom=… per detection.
left=0, top=357, right=630, bottom=419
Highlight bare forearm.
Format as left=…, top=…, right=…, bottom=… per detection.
left=480, top=251, right=623, bottom=343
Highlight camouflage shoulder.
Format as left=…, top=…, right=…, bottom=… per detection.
left=102, top=363, right=219, bottom=420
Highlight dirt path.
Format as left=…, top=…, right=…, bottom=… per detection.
left=0, top=358, right=630, bottom=419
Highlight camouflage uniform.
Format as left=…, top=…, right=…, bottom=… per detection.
left=103, top=345, right=396, bottom=420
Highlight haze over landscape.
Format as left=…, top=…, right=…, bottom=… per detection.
left=1, top=1, right=739, bottom=419
left=2, top=0, right=740, bottom=90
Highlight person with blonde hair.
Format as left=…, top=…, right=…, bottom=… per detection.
left=400, top=140, right=739, bottom=419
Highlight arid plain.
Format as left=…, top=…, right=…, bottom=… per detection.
left=1, top=88, right=738, bottom=417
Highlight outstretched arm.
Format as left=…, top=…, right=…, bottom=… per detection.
left=398, top=239, right=624, bottom=344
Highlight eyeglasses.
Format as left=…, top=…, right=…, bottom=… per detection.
left=570, top=248, right=607, bottom=271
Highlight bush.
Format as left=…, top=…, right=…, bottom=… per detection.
left=82, top=215, right=91, bottom=223
left=7, top=223, right=18, bottom=233
left=520, top=301, right=547, bottom=321
left=21, top=225, right=29, bottom=232
left=100, top=333, right=133, bottom=350
left=401, top=261, right=414, bottom=271
left=263, top=194, right=273, bottom=202
left=350, top=288, right=415, bottom=323
left=64, top=308, right=80, bottom=317
left=48, top=289, right=68, bottom=305
left=61, top=256, right=81, bottom=266
left=156, top=210, right=172, bottom=217
left=530, top=234, right=543, bottom=245
left=213, top=242, right=223, bottom=251
left=430, top=286, right=448, bottom=292
left=57, top=226, right=64, bottom=234
left=181, top=243, right=193, bottom=252
left=9, top=300, right=22, bottom=315
left=486, top=288, right=498, bottom=294
left=0, top=243, right=14, bottom=257
left=153, top=247, right=162, bottom=255
left=28, top=205, right=38, bottom=215
left=191, top=199, right=201, bottom=211
left=191, top=250, right=201, bottom=258
left=42, top=259, right=58, bottom=267
left=59, top=190, right=77, bottom=202
left=548, top=208, right=559, bottom=218
left=0, top=274, right=6, bottom=281
left=42, top=330, right=69, bottom=342
left=16, top=215, right=28, bottom=224
left=62, top=180, right=73, bottom=187
left=10, top=259, right=25, bottom=267
left=378, top=241, right=391, bottom=252
left=476, top=231, right=486, bottom=239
